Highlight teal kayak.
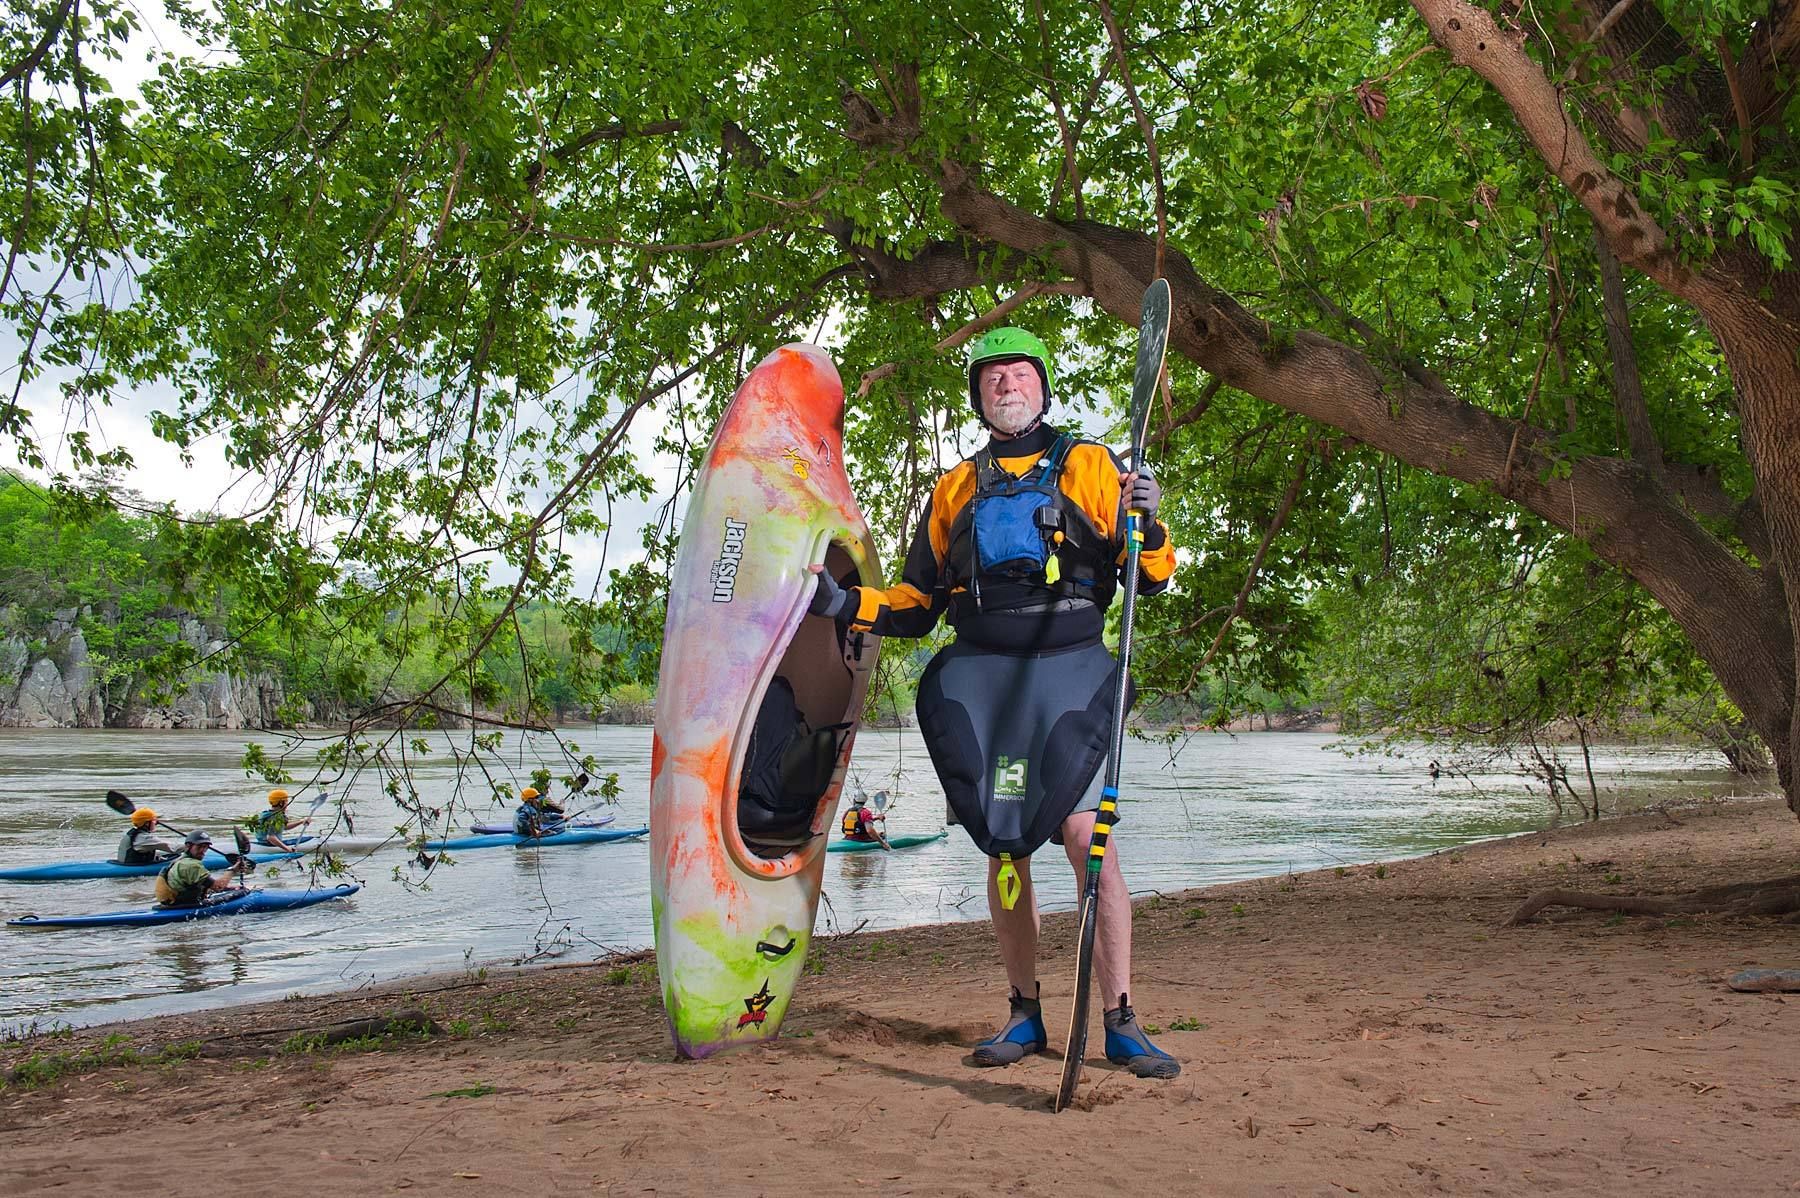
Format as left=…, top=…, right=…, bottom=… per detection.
left=0, top=849, right=306, bottom=883
left=7, top=884, right=360, bottom=929
left=420, top=826, right=648, bottom=851
left=827, top=829, right=948, bottom=853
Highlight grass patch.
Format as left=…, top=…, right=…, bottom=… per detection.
left=280, top=1015, right=438, bottom=1056
left=3, top=1035, right=203, bottom=1091
left=431, top=1083, right=497, bottom=1099
left=1167, top=1016, right=1206, bottom=1032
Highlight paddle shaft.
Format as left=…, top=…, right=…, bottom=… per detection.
left=1056, top=277, right=1169, bottom=1113
left=1054, top=508, right=1146, bottom=1112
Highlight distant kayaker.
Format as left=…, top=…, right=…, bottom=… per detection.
left=840, top=798, right=890, bottom=849
left=154, top=831, right=247, bottom=908
left=252, top=789, right=311, bottom=850
left=114, top=808, right=177, bottom=866
left=807, top=327, right=1181, bottom=1079
left=512, top=787, right=566, bottom=838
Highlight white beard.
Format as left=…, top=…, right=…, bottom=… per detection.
left=985, top=395, right=1042, bottom=435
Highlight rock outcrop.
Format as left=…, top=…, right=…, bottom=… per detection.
left=0, top=607, right=287, bottom=729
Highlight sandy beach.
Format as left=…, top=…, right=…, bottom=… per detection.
left=3, top=794, right=1797, bottom=1196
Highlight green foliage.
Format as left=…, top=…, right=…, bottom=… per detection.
left=1308, top=490, right=1755, bottom=768
left=2, top=0, right=1791, bottom=797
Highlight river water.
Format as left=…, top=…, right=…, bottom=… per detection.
left=0, top=726, right=1748, bottom=1033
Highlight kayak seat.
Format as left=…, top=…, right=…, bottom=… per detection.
left=738, top=675, right=848, bottom=857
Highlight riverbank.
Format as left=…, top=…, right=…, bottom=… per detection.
left=4, top=794, right=1797, bottom=1195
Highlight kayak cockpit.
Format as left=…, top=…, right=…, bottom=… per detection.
left=735, top=539, right=873, bottom=861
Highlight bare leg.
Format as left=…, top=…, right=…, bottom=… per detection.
left=1060, top=809, right=1179, bottom=1077
left=1059, top=809, right=1131, bottom=1008
left=987, top=853, right=1039, bottom=995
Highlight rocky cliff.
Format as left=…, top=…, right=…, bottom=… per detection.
left=0, top=606, right=288, bottom=729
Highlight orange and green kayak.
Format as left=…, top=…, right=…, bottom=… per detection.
left=649, top=343, right=882, bottom=1058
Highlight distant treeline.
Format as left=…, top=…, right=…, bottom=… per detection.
left=0, top=475, right=653, bottom=727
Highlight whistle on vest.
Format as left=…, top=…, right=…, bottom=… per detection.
left=1035, top=508, right=1065, bottom=585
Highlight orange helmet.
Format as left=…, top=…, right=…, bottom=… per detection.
left=268, top=789, right=290, bottom=807
left=130, top=808, right=158, bottom=828
left=520, top=787, right=540, bottom=802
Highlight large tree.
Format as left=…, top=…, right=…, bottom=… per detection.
left=3, top=0, right=1796, bottom=813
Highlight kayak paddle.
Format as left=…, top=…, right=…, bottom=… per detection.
left=105, top=790, right=187, bottom=835
left=1055, top=276, right=1171, bottom=1113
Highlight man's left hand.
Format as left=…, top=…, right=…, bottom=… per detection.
left=1121, top=465, right=1162, bottom=516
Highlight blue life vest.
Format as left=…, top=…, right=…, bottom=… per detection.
left=947, top=434, right=1114, bottom=610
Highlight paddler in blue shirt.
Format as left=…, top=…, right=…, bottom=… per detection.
left=252, top=789, right=311, bottom=850
left=808, top=328, right=1180, bottom=1080
left=115, top=807, right=177, bottom=865
left=511, top=787, right=566, bottom=838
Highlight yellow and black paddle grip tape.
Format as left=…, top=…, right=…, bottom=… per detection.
left=1086, top=789, right=1119, bottom=868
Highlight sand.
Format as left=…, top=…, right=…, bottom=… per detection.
left=3, top=795, right=1797, bottom=1196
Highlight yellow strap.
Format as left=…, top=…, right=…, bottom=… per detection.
left=996, top=854, right=1022, bottom=911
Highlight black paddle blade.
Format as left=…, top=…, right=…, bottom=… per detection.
left=1128, top=277, right=1173, bottom=462
left=571, top=772, right=591, bottom=794
left=105, top=790, right=135, bottom=816
left=234, top=828, right=252, bottom=856
left=1055, top=889, right=1103, bottom=1112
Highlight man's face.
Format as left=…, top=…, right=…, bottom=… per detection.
left=977, top=360, right=1044, bottom=435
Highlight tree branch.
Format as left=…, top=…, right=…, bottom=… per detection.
left=915, top=166, right=1795, bottom=746
left=0, top=0, right=73, bottom=88
left=1594, top=231, right=1661, bottom=469
left=1407, top=0, right=1697, bottom=299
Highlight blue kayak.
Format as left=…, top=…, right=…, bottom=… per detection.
left=420, top=826, right=648, bottom=851
left=0, top=849, right=306, bottom=883
left=827, top=829, right=949, bottom=853
left=467, top=814, right=617, bottom=835
left=7, top=884, right=361, bottom=929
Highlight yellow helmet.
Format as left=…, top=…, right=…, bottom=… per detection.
left=520, top=787, right=540, bottom=802
left=130, top=808, right=158, bottom=828
left=268, top=788, right=290, bottom=807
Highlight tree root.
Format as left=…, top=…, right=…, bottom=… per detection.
left=1506, top=875, right=1800, bottom=925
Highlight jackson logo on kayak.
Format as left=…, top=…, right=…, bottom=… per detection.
left=710, top=517, right=749, bottom=603
left=738, top=980, right=776, bottom=1027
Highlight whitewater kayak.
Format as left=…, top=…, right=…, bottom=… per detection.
left=651, top=342, right=883, bottom=1059
left=7, top=884, right=361, bottom=929
left=419, top=826, right=647, bottom=851
left=467, top=814, right=616, bottom=835
left=827, top=829, right=949, bottom=853
left=0, top=849, right=306, bottom=883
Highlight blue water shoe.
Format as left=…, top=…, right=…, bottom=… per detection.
left=1104, top=995, right=1181, bottom=1079
left=971, top=986, right=1046, bottom=1067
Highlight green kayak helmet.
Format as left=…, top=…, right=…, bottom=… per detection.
left=967, top=327, right=1054, bottom=417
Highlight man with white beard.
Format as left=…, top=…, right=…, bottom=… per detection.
left=808, top=327, right=1182, bottom=1079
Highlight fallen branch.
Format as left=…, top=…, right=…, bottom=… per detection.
left=1507, top=874, right=1800, bottom=925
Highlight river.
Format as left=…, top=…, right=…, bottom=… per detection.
left=0, top=726, right=1749, bottom=1033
